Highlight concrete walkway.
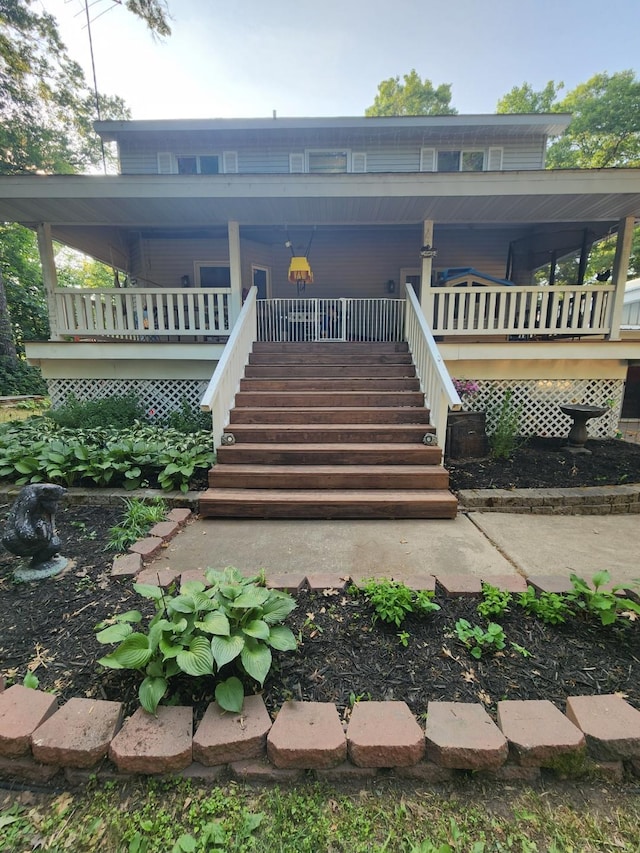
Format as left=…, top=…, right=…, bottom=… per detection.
left=151, top=511, right=639, bottom=589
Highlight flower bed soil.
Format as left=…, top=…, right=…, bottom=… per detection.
left=446, top=437, right=640, bottom=492
left=1, top=500, right=639, bottom=725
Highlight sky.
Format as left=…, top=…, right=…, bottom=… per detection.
left=47, top=0, right=640, bottom=120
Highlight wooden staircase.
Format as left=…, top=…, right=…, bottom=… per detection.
left=199, top=342, right=458, bottom=519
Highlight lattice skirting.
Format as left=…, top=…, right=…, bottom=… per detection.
left=47, top=379, right=210, bottom=420
left=460, top=379, right=624, bottom=439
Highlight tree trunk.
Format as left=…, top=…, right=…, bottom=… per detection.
left=0, top=270, right=18, bottom=359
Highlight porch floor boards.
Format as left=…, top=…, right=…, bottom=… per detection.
left=200, top=342, right=457, bottom=520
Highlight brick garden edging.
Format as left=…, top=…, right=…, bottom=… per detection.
left=2, top=487, right=640, bottom=787
left=458, top=484, right=640, bottom=514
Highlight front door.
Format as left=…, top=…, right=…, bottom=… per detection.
left=401, top=267, right=421, bottom=300
left=252, top=266, right=269, bottom=299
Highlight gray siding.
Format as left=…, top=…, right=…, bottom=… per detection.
left=117, top=135, right=546, bottom=175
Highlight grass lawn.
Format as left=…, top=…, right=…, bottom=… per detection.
left=1, top=777, right=640, bottom=852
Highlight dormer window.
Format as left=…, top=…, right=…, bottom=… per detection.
left=157, top=151, right=238, bottom=174
left=437, top=150, right=485, bottom=172
left=177, top=155, right=220, bottom=174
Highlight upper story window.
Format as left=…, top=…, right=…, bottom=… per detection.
left=289, top=150, right=367, bottom=174
left=420, top=147, right=503, bottom=173
left=157, top=151, right=238, bottom=174
left=177, top=155, right=220, bottom=174
left=308, top=150, right=348, bottom=173
left=437, top=150, right=485, bottom=172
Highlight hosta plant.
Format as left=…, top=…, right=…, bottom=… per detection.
left=95, top=567, right=297, bottom=714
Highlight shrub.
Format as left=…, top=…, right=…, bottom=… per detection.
left=359, top=578, right=440, bottom=627
left=95, top=567, right=298, bottom=714
left=163, top=398, right=212, bottom=434
left=0, top=356, right=47, bottom=396
left=477, top=583, right=512, bottom=619
left=488, top=390, right=522, bottom=460
left=47, top=393, right=146, bottom=429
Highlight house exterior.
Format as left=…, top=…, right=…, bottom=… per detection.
left=1, top=113, right=640, bottom=447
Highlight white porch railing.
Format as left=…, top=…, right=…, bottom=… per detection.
left=200, top=286, right=257, bottom=448
left=256, top=298, right=405, bottom=342
left=405, top=284, right=461, bottom=453
left=54, top=287, right=232, bottom=339
left=426, top=283, right=614, bottom=337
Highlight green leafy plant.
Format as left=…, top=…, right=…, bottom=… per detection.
left=569, top=570, right=640, bottom=626
left=477, top=583, right=512, bottom=619
left=0, top=419, right=215, bottom=492
left=163, top=398, right=212, bottom=434
left=397, top=630, right=410, bottom=647
left=488, top=389, right=522, bottom=459
left=107, top=497, right=167, bottom=551
left=47, top=393, right=146, bottom=429
left=95, top=567, right=297, bottom=715
left=454, top=619, right=506, bottom=659
left=23, top=671, right=39, bottom=689
left=517, top=585, right=572, bottom=625
left=360, top=578, right=440, bottom=627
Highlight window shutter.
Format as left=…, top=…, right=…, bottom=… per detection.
left=351, top=152, right=367, bottom=173
left=487, top=147, right=504, bottom=171
left=157, top=152, right=177, bottom=174
left=420, top=147, right=436, bottom=172
left=223, top=151, right=238, bottom=173
left=289, top=153, right=305, bottom=173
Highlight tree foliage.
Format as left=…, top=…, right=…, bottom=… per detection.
left=496, top=70, right=640, bottom=169
left=365, top=69, right=457, bottom=117
left=496, top=81, right=564, bottom=115
left=120, top=0, right=171, bottom=38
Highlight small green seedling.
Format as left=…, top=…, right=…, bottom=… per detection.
left=360, top=578, right=440, bottom=627
left=517, top=586, right=571, bottom=625
left=454, top=619, right=506, bottom=659
left=477, top=583, right=512, bottom=619
left=570, top=570, right=640, bottom=626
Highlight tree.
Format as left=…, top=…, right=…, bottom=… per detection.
left=496, top=70, right=640, bottom=169
left=0, top=0, right=170, bottom=386
left=365, top=69, right=457, bottom=116
left=496, top=81, right=564, bottom=115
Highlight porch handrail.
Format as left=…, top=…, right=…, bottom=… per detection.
left=200, top=286, right=257, bottom=448
left=404, top=283, right=461, bottom=455
left=53, top=286, right=233, bottom=338
left=425, top=282, right=615, bottom=337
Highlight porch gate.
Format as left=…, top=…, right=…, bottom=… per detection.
left=256, top=298, right=405, bottom=342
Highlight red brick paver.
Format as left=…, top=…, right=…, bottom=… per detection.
left=109, top=706, right=193, bottom=773
left=148, top=520, right=181, bottom=541
left=128, top=537, right=164, bottom=559
left=435, top=574, right=483, bottom=596
left=267, top=701, right=347, bottom=769
left=111, top=552, right=142, bottom=578
left=482, top=574, right=528, bottom=594
left=526, top=574, right=574, bottom=594
left=0, top=753, right=60, bottom=783
left=565, top=694, right=640, bottom=760
left=0, top=686, right=57, bottom=757
left=193, top=695, right=272, bottom=765
left=135, top=566, right=180, bottom=587
left=265, top=573, right=308, bottom=593
left=347, top=701, right=425, bottom=767
left=497, top=699, right=585, bottom=766
left=167, top=508, right=192, bottom=526
left=31, top=698, right=123, bottom=768
left=425, top=701, right=508, bottom=770
left=305, top=573, right=351, bottom=592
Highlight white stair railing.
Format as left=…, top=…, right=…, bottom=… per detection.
left=200, top=287, right=257, bottom=448
left=404, top=283, right=461, bottom=455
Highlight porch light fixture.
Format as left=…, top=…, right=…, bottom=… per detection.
left=420, top=244, right=438, bottom=259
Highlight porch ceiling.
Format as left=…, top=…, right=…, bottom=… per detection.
left=1, top=170, right=639, bottom=230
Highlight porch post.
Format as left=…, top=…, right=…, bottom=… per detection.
left=607, top=215, right=635, bottom=341
left=36, top=222, right=61, bottom=341
left=228, top=220, right=242, bottom=325
left=419, top=219, right=434, bottom=321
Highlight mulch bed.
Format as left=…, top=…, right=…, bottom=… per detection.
left=447, top=436, right=640, bottom=492
left=1, top=482, right=639, bottom=723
